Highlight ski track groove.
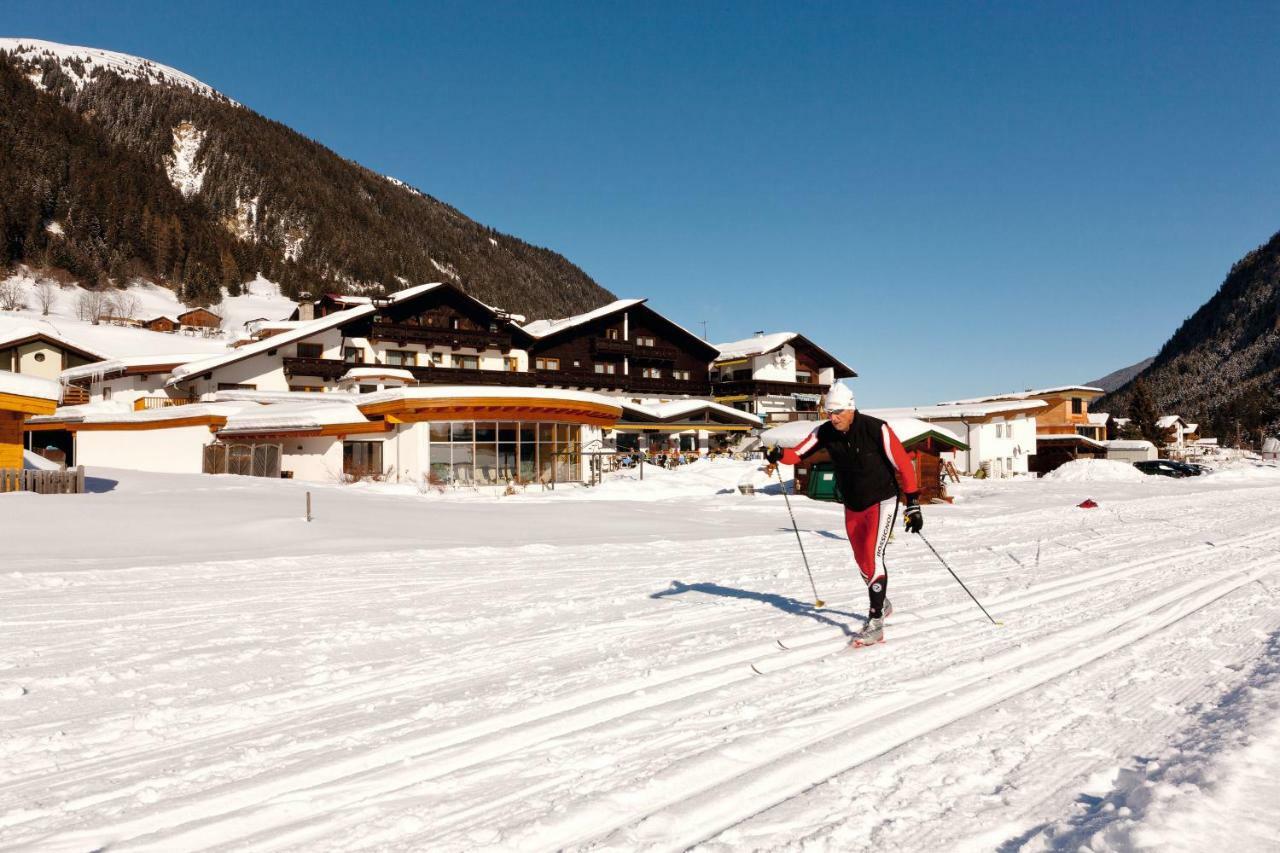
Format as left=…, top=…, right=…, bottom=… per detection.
left=17, top=524, right=1280, bottom=852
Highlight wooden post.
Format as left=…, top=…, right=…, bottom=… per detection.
left=306, top=491, right=312, bottom=522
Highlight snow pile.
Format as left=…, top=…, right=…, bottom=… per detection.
left=1044, top=458, right=1148, bottom=482
left=22, top=449, right=62, bottom=471
left=0, top=369, right=62, bottom=402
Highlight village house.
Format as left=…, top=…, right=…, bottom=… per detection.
left=522, top=299, right=718, bottom=399
left=938, top=385, right=1107, bottom=474
left=863, top=399, right=1043, bottom=477
left=710, top=332, right=856, bottom=425
left=0, top=370, right=61, bottom=471
left=143, top=316, right=178, bottom=333
left=177, top=307, right=223, bottom=333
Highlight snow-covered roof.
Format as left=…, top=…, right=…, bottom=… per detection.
left=1101, top=439, right=1155, bottom=450
left=522, top=299, right=646, bottom=339
left=0, top=369, right=62, bottom=403
left=1087, top=412, right=1110, bottom=425
left=865, top=400, right=1047, bottom=421
left=218, top=401, right=369, bottom=436
left=339, top=367, right=416, bottom=384
left=1156, top=415, right=1185, bottom=429
left=713, top=332, right=797, bottom=361
left=357, top=385, right=623, bottom=412
left=618, top=399, right=762, bottom=426
left=939, top=385, right=1105, bottom=405
left=28, top=400, right=250, bottom=427
left=168, top=305, right=374, bottom=386
left=1183, top=422, right=1198, bottom=433
left=209, top=389, right=353, bottom=404
left=1036, top=434, right=1107, bottom=449
left=759, top=417, right=964, bottom=449
left=0, top=324, right=109, bottom=361
left=59, top=353, right=213, bottom=384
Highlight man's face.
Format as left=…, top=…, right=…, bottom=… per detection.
left=828, top=407, right=855, bottom=431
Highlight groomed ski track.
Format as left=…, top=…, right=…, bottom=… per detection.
left=4, top=473, right=1280, bottom=851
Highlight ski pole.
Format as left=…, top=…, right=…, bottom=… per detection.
left=773, top=465, right=825, bottom=608
left=917, top=531, right=1002, bottom=625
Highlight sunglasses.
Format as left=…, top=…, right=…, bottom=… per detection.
left=827, top=408, right=851, bottom=416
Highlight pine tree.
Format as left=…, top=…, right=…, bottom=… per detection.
left=1127, top=379, right=1175, bottom=449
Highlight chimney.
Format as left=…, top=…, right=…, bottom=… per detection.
left=296, top=293, right=315, bottom=321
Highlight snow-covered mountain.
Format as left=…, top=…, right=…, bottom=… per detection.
left=0, top=37, right=236, bottom=103
left=0, top=38, right=613, bottom=318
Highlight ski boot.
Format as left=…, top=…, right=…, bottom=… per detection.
left=849, top=616, right=884, bottom=648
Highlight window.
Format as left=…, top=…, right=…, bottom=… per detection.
left=636, top=336, right=655, bottom=347
left=343, top=347, right=364, bottom=364
left=343, top=441, right=384, bottom=478
left=641, top=366, right=662, bottom=379
left=594, top=363, right=617, bottom=374
left=102, top=386, right=112, bottom=400
left=796, top=370, right=812, bottom=383
left=1007, top=457, right=1013, bottom=471
left=536, top=357, right=560, bottom=371
left=360, top=384, right=377, bottom=394
left=33, top=352, right=46, bottom=362
left=995, top=424, right=1003, bottom=438
left=289, top=385, right=324, bottom=393
left=1071, top=397, right=1084, bottom=415
left=385, top=349, right=416, bottom=367
left=453, top=354, right=478, bottom=370
left=217, top=383, right=258, bottom=391
left=505, top=357, right=519, bottom=371
left=606, top=328, right=620, bottom=340
left=672, top=369, right=691, bottom=381
left=428, top=351, right=444, bottom=366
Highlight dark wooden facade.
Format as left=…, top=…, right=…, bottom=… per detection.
left=177, top=308, right=222, bottom=329
left=145, top=316, right=178, bottom=332
left=339, top=285, right=534, bottom=353
left=527, top=302, right=718, bottom=397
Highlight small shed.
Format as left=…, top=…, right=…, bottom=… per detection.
left=1263, top=436, right=1279, bottom=460
left=144, top=316, right=178, bottom=332
left=760, top=417, right=968, bottom=504
left=1101, top=439, right=1158, bottom=463
left=177, top=308, right=222, bottom=330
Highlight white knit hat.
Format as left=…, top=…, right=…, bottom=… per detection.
left=824, top=382, right=855, bottom=411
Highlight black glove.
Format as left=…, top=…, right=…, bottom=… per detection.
left=763, top=445, right=783, bottom=465
left=903, top=493, right=923, bottom=534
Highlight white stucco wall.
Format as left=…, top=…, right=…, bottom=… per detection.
left=276, top=435, right=344, bottom=481
left=76, top=425, right=213, bottom=474
left=751, top=345, right=798, bottom=382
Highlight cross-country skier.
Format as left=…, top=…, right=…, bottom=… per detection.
left=765, top=382, right=922, bottom=647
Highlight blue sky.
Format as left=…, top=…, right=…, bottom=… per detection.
left=8, top=2, right=1280, bottom=406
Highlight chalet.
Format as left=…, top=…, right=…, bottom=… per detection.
left=0, top=327, right=107, bottom=383
left=0, top=371, right=60, bottom=470
left=1156, top=415, right=1189, bottom=449
left=522, top=299, right=720, bottom=400
left=144, top=316, right=178, bottom=333
left=760, top=417, right=968, bottom=504
left=938, top=385, right=1106, bottom=474
left=710, top=332, right=856, bottom=424
left=865, top=399, right=1043, bottom=477
left=177, top=308, right=223, bottom=331
left=166, top=283, right=535, bottom=396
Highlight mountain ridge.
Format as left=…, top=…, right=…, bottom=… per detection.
left=0, top=39, right=614, bottom=320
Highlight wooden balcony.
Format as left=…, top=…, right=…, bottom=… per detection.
left=712, top=378, right=829, bottom=398
left=369, top=321, right=510, bottom=351
left=283, top=357, right=350, bottom=380
left=134, top=396, right=198, bottom=411
left=630, top=343, right=679, bottom=362
left=591, top=337, right=634, bottom=356
left=536, top=369, right=710, bottom=396
left=765, top=410, right=822, bottom=424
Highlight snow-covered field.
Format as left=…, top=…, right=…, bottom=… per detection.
left=3, top=459, right=1280, bottom=851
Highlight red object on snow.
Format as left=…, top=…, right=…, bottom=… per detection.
left=1077, top=498, right=1099, bottom=509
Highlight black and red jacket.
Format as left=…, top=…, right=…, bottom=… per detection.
left=781, top=413, right=919, bottom=512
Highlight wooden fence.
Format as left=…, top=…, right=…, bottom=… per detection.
left=0, top=466, right=86, bottom=494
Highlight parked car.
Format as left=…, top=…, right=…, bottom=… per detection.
left=1133, top=459, right=1202, bottom=478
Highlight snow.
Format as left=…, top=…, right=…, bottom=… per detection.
left=0, top=369, right=60, bottom=402
left=522, top=299, right=646, bottom=338
left=219, top=400, right=367, bottom=434
left=940, top=385, right=1105, bottom=405
left=2, top=462, right=1280, bottom=849
left=0, top=38, right=238, bottom=104
left=866, top=399, right=1048, bottom=419
left=621, top=398, right=762, bottom=425
left=713, top=332, right=797, bottom=360
left=164, top=122, right=206, bottom=198
left=338, top=367, right=416, bottom=383
left=1043, top=458, right=1149, bottom=482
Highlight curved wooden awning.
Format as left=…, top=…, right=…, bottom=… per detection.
left=360, top=394, right=621, bottom=427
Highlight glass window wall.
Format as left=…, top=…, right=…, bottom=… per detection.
left=427, top=420, right=582, bottom=486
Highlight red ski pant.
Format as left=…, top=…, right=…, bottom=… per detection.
left=844, top=496, right=898, bottom=617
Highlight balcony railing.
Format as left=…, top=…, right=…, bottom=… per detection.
left=134, top=396, right=198, bottom=411
left=591, top=337, right=634, bottom=356
left=369, top=321, right=511, bottom=351
left=711, top=378, right=829, bottom=398
left=281, top=357, right=712, bottom=396
left=630, top=343, right=679, bottom=362
left=765, top=410, right=821, bottom=424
